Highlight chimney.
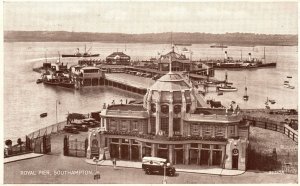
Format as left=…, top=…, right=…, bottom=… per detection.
left=248, top=53, right=251, bottom=61
left=224, top=51, right=228, bottom=59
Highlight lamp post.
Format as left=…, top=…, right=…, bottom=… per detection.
left=93, top=157, right=100, bottom=183
left=56, top=100, right=60, bottom=125
left=162, top=163, right=167, bottom=184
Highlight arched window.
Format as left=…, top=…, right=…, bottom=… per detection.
left=174, top=105, right=181, bottom=114
left=186, top=104, right=191, bottom=113
left=151, top=103, right=156, bottom=113
left=161, top=105, right=169, bottom=114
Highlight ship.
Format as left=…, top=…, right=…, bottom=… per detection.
left=210, top=43, right=228, bottom=48
left=62, top=45, right=100, bottom=58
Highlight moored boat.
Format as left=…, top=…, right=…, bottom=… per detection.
left=218, top=86, right=238, bottom=92
left=58, top=81, right=75, bottom=89
left=40, top=113, right=47, bottom=118
left=36, top=79, right=43, bottom=84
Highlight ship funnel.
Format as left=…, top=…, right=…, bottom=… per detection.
left=248, top=53, right=252, bottom=61
left=224, top=51, right=228, bottom=59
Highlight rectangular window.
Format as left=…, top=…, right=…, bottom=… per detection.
left=150, top=117, right=156, bottom=134
left=191, top=143, right=198, bottom=148
left=202, top=125, right=213, bottom=137
left=132, top=120, right=138, bottom=131
left=228, top=125, right=235, bottom=137
left=202, top=144, right=210, bottom=149
left=111, top=138, right=119, bottom=143
left=160, top=117, right=169, bottom=135
left=215, top=126, right=225, bottom=137
left=191, top=124, right=200, bottom=136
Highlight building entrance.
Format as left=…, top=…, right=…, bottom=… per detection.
left=212, top=150, right=222, bottom=166
left=232, top=149, right=239, bottom=169
left=189, top=149, right=199, bottom=165
left=200, top=150, right=210, bottom=166
left=110, top=144, right=119, bottom=159
left=120, top=144, right=129, bottom=160
left=131, top=145, right=139, bottom=161
left=175, top=149, right=184, bottom=164
left=157, top=149, right=168, bottom=160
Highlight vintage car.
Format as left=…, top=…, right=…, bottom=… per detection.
left=142, top=157, right=176, bottom=176
left=63, top=125, right=80, bottom=134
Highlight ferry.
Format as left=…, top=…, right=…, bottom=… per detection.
left=210, top=43, right=228, bottom=48
left=62, top=45, right=99, bottom=58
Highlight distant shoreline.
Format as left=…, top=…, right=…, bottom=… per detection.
left=3, top=40, right=298, bottom=47
left=4, top=31, right=298, bottom=46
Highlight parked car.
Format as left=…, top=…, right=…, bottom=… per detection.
left=152, top=74, right=161, bottom=80
left=64, top=126, right=79, bottom=134
left=142, top=157, right=176, bottom=176
left=82, top=118, right=100, bottom=128
left=72, top=124, right=88, bottom=132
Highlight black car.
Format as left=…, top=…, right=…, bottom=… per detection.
left=72, top=124, right=88, bottom=132
left=63, top=126, right=79, bottom=134
left=142, top=157, right=176, bottom=176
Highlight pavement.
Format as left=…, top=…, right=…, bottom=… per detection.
left=85, top=159, right=245, bottom=176
left=4, top=153, right=44, bottom=164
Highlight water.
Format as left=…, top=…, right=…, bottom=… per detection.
left=4, top=42, right=298, bottom=140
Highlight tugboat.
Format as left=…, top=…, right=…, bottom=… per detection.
left=62, top=45, right=100, bottom=58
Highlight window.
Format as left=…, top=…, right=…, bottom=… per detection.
left=111, top=138, right=119, bottom=143
left=161, top=105, right=169, bottom=114
left=186, top=104, right=191, bottom=113
left=202, top=144, right=210, bottom=149
left=191, top=124, right=200, bottom=136
left=191, top=143, right=198, bottom=148
left=173, top=118, right=181, bottom=132
left=150, top=117, right=156, bottom=134
left=228, top=125, right=235, bottom=136
left=160, top=117, right=169, bottom=134
left=132, top=121, right=138, bottom=131
left=151, top=103, right=156, bottom=113
left=215, top=126, right=225, bottom=137
left=202, top=125, right=213, bottom=137
left=174, top=105, right=181, bottom=114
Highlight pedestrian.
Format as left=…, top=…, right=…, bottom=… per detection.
left=113, top=158, right=117, bottom=169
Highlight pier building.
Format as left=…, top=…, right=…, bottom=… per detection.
left=106, top=52, right=131, bottom=65
left=87, top=68, right=249, bottom=170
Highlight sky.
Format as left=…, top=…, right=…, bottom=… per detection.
left=3, top=1, right=298, bottom=34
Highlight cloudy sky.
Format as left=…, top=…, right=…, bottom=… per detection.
left=3, top=1, right=298, bottom=34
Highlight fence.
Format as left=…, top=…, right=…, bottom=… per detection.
left=63, top=136, right=88, bottom=157
left=243, top=115, right=298, bottom=143
left=26, top=121, right=67, bottom=139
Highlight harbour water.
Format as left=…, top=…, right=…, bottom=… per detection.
left=4, top=42, right=298, bottom=140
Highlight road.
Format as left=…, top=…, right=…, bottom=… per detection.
left=4, top=154, right=297, bottom=184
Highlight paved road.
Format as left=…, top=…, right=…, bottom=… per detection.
left=4, top=153, right=297, bottom=184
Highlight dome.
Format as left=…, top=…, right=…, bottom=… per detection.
left=149, top=72, right=191, bottom=92
left=143, top=72, right=197, bottom=110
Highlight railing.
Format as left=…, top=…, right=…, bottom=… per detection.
left=106, top=110, right=148, bottom=118
left=244, top=115, right=298, bottom=143
left=27, top=121, right=67, bottom=139
left=185, top=113, right=242, bottom=122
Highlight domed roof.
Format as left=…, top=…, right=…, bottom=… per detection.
left=150, top=72, right=191, bottom=91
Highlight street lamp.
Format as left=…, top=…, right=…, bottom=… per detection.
left=162, top=162, right=168, bottom=184
left=93, top=157, right=101, bottom=183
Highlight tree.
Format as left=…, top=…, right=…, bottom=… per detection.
left=17, top=138, right=22, bottom=153
left=5, top=139, right=12, bottom=147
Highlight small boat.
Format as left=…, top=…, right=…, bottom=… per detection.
left=218, top=86, right=238, bottom=92
left=269, top=99, right=276, bottom=104
left=36, top=79, right=43, bottom=84
left=40, top=113, right=47, bottom=118
left=287, top=76, right=292, bottom=78
left=287, top=85, right=295, bottom=89
left=182, top=47, right=189, bottom=52
left=284, top=81, right=289, bottom=85
left=210, top=43, right=228, bottom=48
